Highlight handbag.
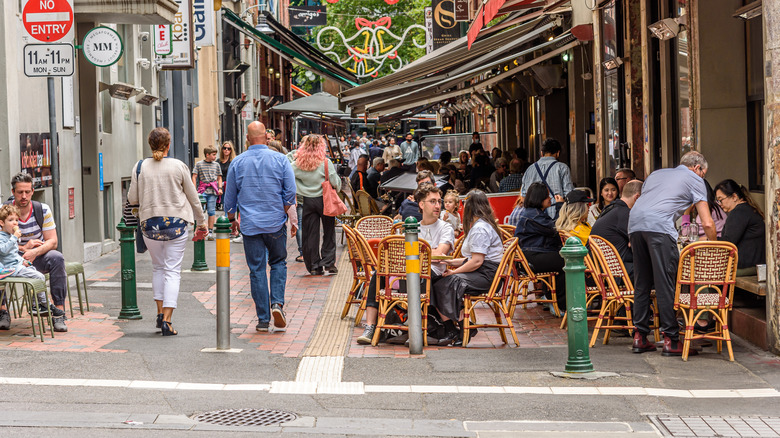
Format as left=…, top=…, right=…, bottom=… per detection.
left=123, top=159, right=148, bottom=253
left=322, top=159, right=348, bottom=217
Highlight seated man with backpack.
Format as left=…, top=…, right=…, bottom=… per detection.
left=0, top=173, right=68, bottom=332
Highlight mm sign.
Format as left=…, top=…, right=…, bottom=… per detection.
left=22, top=0, right=74, bottom=44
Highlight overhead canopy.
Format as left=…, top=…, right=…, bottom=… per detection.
left=270, top=92, right=345, bottom=114
left=222, top=8, right=358, bottom=88
left=467, top=0, right=570, bottom=48
left=340, top=14, right=578, bottom=118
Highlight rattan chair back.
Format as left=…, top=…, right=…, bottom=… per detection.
left=675, top=241, right=738, bottom=310
left=355, top=215, right=393, bottom=240
left=355, top=190, right=380, bottom=216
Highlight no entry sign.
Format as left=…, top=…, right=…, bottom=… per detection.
left=22, top=0, right=74, bottom=44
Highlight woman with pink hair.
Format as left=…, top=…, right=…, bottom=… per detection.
left=292, top=134, right=342, bottom=275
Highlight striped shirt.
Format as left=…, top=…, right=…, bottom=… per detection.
left=193, top=160, right=222, bottom=195
left=18, top=202, right=55, bottom=246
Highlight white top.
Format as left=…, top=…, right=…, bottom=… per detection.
left=420, top=219, right=454, bottom=275
left=462, top=219, right=503, bottom=263
left=440, top=210, right=461, bottom=232
left=587, top=204, right=601, bottom=227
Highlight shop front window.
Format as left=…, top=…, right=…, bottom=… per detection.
left=602, top=0, right=624, bottom=175
left=675, top=1, right=692, bottom=158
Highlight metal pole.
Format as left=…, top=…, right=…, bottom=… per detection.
left=215, top=216, right=231, bottom=350
left=191, top=194, right=209, bottom=271
left=404, top=217, right=423, bottom=355
left=116, top=219, right=142, bottom=320
left=560, top=236, right=593, bottom=373
left=47, top=77, right=61, bottom=252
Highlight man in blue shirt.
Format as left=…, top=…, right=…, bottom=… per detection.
left=628, top=151, right=716, bottom=356
left=224, top=121, right=297, bottom=333
left=520, top=138, right=574, bottom=218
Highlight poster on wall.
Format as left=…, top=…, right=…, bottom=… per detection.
left=431, top=0, right=459, bottom=50
left=19, top=133, right=54, bottom=189
left=157, top=0, right=194, bottom=69
left=192, top=0, right=214, bottom=47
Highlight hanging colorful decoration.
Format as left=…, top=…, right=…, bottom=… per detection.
left=316, top=16, right=427, bottom=79
left=326, top=0, right=400, bottom=3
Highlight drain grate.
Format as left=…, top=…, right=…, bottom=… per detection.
left=194, top=408, right=297, bottom=427
left=649, top=415, right=780, bottom=437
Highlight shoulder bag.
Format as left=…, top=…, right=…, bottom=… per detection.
left=322, top=159, right=348, bottom=217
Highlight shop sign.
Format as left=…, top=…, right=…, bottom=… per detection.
left=431, top=0, right=459, bottom=50
left=425, top=7, right=434, bottom=53
left=193, top=0, right=214, bottom=46
left=290, top=6, right=327, bottom=26
left=454, top=0, right=469, bottom=21
left=82, top=26, right=124, bottom=67
left=155, top=25, right=172, bottom=55
left=20, top=133, right=55, bottom=189
left=157, top=0, right=195, bottom=70
left=68, top=187, right=75, bottom=219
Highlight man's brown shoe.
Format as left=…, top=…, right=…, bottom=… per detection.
left=632, top=331, right=657, bottom=353
left=662, top=335, right=698, bottom=357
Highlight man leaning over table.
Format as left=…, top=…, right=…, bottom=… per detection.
left=357, top=183, right=454, bottom=345
left=628, top=151, right=716, bottom=357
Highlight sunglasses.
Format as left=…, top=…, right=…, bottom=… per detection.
left=222, top=147, right=232, bottom=150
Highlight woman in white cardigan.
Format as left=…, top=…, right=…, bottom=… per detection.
left=128, top=127, right=207, bottom=336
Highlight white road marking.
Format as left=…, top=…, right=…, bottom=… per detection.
left=0, top=376, right=778, bottom=398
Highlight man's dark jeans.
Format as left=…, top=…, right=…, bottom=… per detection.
left=243, top=225, right=287, bottom=323
left=630, top=231, right=679, bottom=340
left=33, top=250, right=67, bottom=307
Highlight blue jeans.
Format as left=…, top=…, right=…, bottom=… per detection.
left=243, top=225, right=287, bottom=323
left=203, top=193, right=217, bottom=217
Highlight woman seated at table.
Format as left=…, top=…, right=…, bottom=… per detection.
left=514, top=182, right=567, bottom=310
left=587, top=177, right=618, bottom=226
left=714, top=179, right=765, bottom=276
left=556, top=189, right=595, bottom=245
left=682, top=179, right=726, bottom=239
left=431, top=190, right=504, bottom=346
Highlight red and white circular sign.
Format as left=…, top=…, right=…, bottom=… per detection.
left=23, top=0, right=74, bottom=43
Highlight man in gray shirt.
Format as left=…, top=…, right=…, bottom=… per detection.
left=400, top=133, right=420, bottom=165
left=628, top=151, right=716, bottom=356
left=520, top=138, right=574, bottom=218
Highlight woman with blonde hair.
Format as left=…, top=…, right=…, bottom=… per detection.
left=293, top=134, right=342, bottom=275
left=128, top=127, right=207, bottom=336
left=555, top=190, right=594, bottom=245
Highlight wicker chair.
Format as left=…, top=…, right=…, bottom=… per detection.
left=452, top=234, right=465, bottom=258
left=512, top=247, right=562, bottom=317
left=336, top=190, right=360, bottom=244
left=462, top=238, right=521, bottom=347
left=498, top=224, right=516, bottom=240
left=340, top=225, right=375, bottom=325
left=355, top=215, right=393, bottom=240
left=587, top=235, right=641, bottom=346
left=355, top=190, right=380, bottom=216
left=390, top=222, right=405, bottom=235
left=371, top=235, right=432, bottom=346
left=558, top=230, right=603, bottom=329
left=673, top=241, right=738, bottom=361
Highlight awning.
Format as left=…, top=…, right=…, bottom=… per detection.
left=222, top=8, right=358, bottom=88
left=270, top=92, right=346, bottom=115
left=75, top=0, right=178, bottom=24
left=341, top=16, right=578, bottom=118
left=468, top=0, right=569, bottom=48
left=340, top=16, right=555, bottom=109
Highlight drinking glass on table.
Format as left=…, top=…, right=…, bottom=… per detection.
left=679, top=223, right=691, bottom=246
left=688, top=223, right=699, bottom=243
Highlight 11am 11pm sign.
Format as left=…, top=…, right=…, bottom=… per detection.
left=24, top=43, right=74, bottom=77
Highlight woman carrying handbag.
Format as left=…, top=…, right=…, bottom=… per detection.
left=292, top=134, right=343, bottom=276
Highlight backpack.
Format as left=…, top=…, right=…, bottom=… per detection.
left=4, top=197, right=44, bottom=229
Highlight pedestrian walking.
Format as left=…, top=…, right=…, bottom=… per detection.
left=400, top=133, right=420, bottom=165
left=225, top=122, right=297, bottom=332
left=292, top=134, right=342, bottom=276
left=128, top=127, right=208, bottom=336
left=192, top=145, right=223, bottom=239
left=628, top=151, right=716, bottom=356
left=217, top=141, right=235, bottom=212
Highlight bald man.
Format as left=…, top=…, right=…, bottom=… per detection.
left=224, top=121, right=298, bottom=332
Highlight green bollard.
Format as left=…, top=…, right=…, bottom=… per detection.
left=560, top=236, right=593, bottom=373
left=190, top=194, right=209, bottom=271
left=116, top=219, right=142, bottom=320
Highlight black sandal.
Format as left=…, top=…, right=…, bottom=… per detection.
left=295, top=255, right=304, bottom=262
left=156, top=313, right=163, bottom=329
left=161, top=321, right=178, bottom=336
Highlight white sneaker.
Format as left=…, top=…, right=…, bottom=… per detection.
left=231, top=235, right=243, bottom=243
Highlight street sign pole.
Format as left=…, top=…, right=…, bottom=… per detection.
left=47, top=77, right=61, bottom=251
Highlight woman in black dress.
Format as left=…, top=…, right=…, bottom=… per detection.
left=714, top=179, right=765, bottom=276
